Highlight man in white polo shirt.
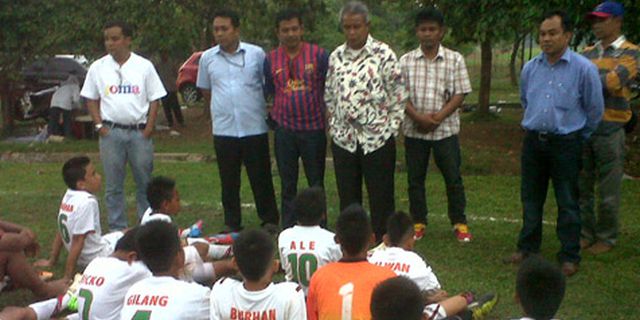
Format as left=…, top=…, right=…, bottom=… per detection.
left=81, top=21, right=166, bottom=231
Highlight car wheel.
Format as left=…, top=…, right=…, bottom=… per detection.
left=180, top=83, right=201, bottom=105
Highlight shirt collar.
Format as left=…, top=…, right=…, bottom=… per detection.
left=595, top=35, right=626, bottom=51
left=536, top=47, right=572, bottom=65
left=213, top=42, right=246, bottom=55
left=340, top=34, right=374, bottom=56
left=414, top=44, right=444, bottom=61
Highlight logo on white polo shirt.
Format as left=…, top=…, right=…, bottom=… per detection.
left=105, top=84, right=141, bottom=95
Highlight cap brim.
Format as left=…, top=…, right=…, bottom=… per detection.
left=587, top=12, right=613, bottom=18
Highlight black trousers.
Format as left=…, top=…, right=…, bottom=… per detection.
left=518, top=131, right=582, bottom=263
left=161, top=91, right=184, bottom=127
left=332, top=138, right=396, bottom=241
left=274, top=127, right=326, bottom=229
left=48, top=106, right=72, bottom=137
left=213, top=134, right=279, bottom=230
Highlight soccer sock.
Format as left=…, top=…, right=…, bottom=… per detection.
left=192, top=262, right=215, bottom=283
left=207, top=244, right=232, bottom=260
left=29, top=298, right=59, bottom=320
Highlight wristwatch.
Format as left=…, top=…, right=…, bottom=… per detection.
left=94, top=123, right=103, bottom=132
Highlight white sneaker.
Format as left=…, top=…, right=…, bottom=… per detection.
left=169, top=130, right=181, bottom=136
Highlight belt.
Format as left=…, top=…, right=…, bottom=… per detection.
left=103, top=120, right=146, bottom=130
left=526, top=130, right=579, bottom=141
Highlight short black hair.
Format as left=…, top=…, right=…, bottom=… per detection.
left=276, top=8, right=303, bottom=29
left=371, top=276, right=424, bottom=320
left=415, top=7, right=444, bottom=27
left=336, top=204, right=372, bottom=256
left=135, top=221, right=180, bottom=273
left=62, top=156, right=90, bottom=190
left=214, top=9, right=240, bottom=28
left=541, top=10, right=573, bottom=32
left=147, top=176, right=176, bottom=211
left=516, top=255, right=566, bottom=320
left=114, top=226, right=140, bottom=252
left=233, top=229, right=275, bottom=282
left=104, top=20, right=133, bottom=38
left=386, top=212, right=413, bottom=247
left=293, top=187, right=326, bottom=225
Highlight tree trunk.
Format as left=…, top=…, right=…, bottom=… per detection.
left=477, top=39, right=492, bottom=114
left=509, top=33, right=524, bottom=87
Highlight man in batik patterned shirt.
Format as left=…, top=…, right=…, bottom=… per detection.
left=324, top=1, right=407, bottom=242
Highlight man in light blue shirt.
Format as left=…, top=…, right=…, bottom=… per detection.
left=197, top=9, right=279, bottom=233
left=504, top=10, right=604, bottom=277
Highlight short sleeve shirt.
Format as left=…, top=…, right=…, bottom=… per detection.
left=306, top=261, right=396, bottom=320
left=76, top=257, right=151, bottom=320
left=368, top=247, right=440, bottom=292
left=277, top=226, right=342, bottom=294
left=81, top=53, right=166, bottom=125
left=400, top=45, right=472, bottom=140
left=210, top=278, right=307, bottom=320
left=197, top=42, right=268, bottom=137
left=120, top=276, right=211, bottom=320
left=58, top=189, right=110, bottom=266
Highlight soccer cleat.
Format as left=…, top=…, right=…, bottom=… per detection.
left=414, top=223, right=426, bottom=240
left=207, top=232, right=240, bottom=245
left=453, top=223, right=472, bottom=242
left=56, top=273, right=82, bottom=313
left=468, top=293, right=498, bottom=320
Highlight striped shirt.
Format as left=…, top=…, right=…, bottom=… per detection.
left=265, top=42, right=328, bottom=131
left=400, top=45, right=472, bottom=140
left=583, top=35, right=640, bottom=135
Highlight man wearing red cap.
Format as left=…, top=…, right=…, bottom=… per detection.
left=580, top=1, right=639, bottom=254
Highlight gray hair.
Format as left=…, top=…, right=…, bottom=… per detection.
left=339, top=1, right=370, bottom=24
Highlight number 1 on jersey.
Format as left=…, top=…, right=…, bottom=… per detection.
left=339, top=282, right=354, bottom=320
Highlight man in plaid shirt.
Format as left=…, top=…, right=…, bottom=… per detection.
left=400, top=7, right=473, bottom=242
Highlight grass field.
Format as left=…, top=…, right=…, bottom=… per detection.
left=0, top=157, right=639, bottom=318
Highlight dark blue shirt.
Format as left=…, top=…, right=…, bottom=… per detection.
left=520, top=49, right=604, bottom=138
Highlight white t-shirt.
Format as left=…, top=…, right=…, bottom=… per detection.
left=58, top=189, right=112, bottom=267
left=80, top=52, right=166, bottom=125
left=120, top=276, right=210, bottom=320
left=277, top=225, right=342, bottom=294
left=209, top=277, right=307, bottom=320
left=368, top=246, right=441, bottom=292
left=140, top=208, right=172, bottom=225
left=76, top=256, right=151, bottom=320
left=50, top=80, right=80, bottom=110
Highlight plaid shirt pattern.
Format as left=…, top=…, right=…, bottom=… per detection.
left=400, top=46, right=472, bottom=140
left=325, top=35, right=407, bottom=154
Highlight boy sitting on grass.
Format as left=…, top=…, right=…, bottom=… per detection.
left=0, top=227, right=150, bottom=320
left=277, top=187, right=342, bottom=294
left=36, top=156, right=123, bottom=280
left=368, top=211, right=497, bottom=320
left=141, top=176, right=233, bottom=284
left=514, top=255, right=565, bottom=320
left=0, top=220, right=67, bottom=299
left=210, top=229, right=307, bottom=320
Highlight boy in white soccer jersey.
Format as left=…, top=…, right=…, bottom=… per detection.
left=210, top=229, right=307, bottom=320
left=141, top=176, right=233, bottom=285
left=0, top=227, right=150, bottom=320
left=515, top=255, right=565, bottom=320
left=277, top=187, right=341, bottom=294
left=36, top=156, right=124, bottom=280
left=369, top=212, right=497, bottom=320
left=120, top=220, right=210, bottom=320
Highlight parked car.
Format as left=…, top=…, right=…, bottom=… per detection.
left=176, top=51, right=203, bottom=105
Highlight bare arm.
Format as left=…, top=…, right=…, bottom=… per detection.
left=142, top=100, right=160, bottom=138
left=64, top=233, right=87, bottom=279
left=34, top=233, right=62, bottom=267
left=86, top=99, right=109, bottom=137
left=432, top=93, right=465, bottom=123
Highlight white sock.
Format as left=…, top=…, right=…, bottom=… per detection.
left=29, top=298, right=59, bottom=320
left=207, top=244, right=232, bottom=259
left=192, top=262, right=216, bottom=283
